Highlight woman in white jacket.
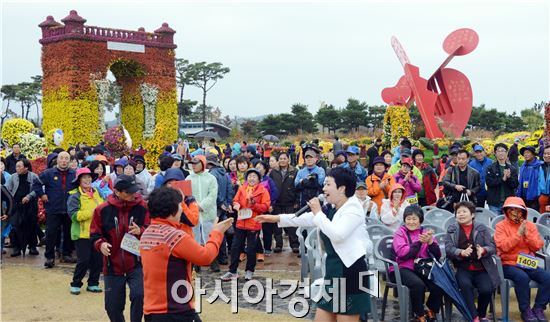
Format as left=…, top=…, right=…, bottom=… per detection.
left=380, top=183, right=410, bottom=232
left=256, top=167, right=373, bottom=322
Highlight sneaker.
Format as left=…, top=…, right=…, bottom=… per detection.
left=28, top=248, right=39, bottom=256
left=533, top=307, right=548, bottom=322
left=256, top=253, right=264, bottom=262
left=86, top=285, right=103, bottom=293
left=70, top=287, right=80, bottom=295
left=522, top=308, right=538, bottom=322
left=244, top=270, right=254, bottom=280
left=44, top=258, right=55, bottom=268
left=210, top=261, right=221, bottom=273
left=273, top=246, right=282, bottom=253
left=264, top=250, right=272, bottom=257
left=239, top=253, right=246, bottom=262
left=220, top=272, right=239, bottom=281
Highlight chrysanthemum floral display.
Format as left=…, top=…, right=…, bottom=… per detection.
left=383, top=105, right=411, bottom=147
left=1, top=118, right=35, bottom=146
left=140, top=83, right=159, bottom=139
left=104, top=125, right=131, bottom=158
left=19, top=133, right=47, bottom=159
left=39, top=11, right=179, bottom=165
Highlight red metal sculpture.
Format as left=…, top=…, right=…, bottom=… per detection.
left=382, top=28, right=479, bottom=138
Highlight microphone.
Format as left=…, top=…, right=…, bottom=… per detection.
left=294, top=194, right=326, bottom=217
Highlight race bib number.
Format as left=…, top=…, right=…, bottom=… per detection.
left=523, top=181, right=529, bottom=189
left=121, top=233, right=141, bottom=256
left=406, top=196, right=418, bottom=204
left=516, top=252, right=538, bottom=270
left=237, top=208, right=253, bottom=221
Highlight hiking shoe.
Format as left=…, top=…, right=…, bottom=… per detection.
left=273, top=246, right=282, bottom=253
left=220, top=272, right=239, bottom=281
left=264, top=250, right=272, bottom=257
left=44, top=258, right=55, bottom=268
left=533, top=307, right=548, bottom=322
left=70, top=287, right=80, bottom=295
left=28, top=248, right=39, bottom=256
left=244, top=270, right=254, bottom=280
left=86, top=285, right=103, bottom=293
left=239, top=253, right=246, bottom=262
left=256, top=253, right=264, bottom=262
left=522, top=308, right=538, bottom=322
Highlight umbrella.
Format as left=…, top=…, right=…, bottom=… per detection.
left=429, top=259, right=474, bottom=322
left=193, top=131, right=220, bottom=141
left=262, top=134, right=279, bottom=142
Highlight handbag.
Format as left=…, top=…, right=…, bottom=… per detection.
left=436, top=195, right=453, bottom=210
left=460, top=193, right=470, bottom=202
left=414, top=257, right=435, bottom=278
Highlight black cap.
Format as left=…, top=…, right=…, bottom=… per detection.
left=520, top=146, right=537, bottom=156
left=114, top=175, right=140, bottom=193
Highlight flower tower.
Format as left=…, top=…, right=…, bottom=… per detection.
left=381, top=78, right=412, bottom=147
left=39, top=10, right=178, bottom=167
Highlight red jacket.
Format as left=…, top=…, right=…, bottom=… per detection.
left=90, top=194, right=150, bottom=276
left=233, top=183, right=270, bottom=231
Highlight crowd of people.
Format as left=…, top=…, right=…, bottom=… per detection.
left=0, top=134, right=549, bottom=322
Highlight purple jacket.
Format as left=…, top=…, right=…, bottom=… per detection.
left=390, top=225, right=441, bottom=272
left=393, top=172, right=422, bottom=199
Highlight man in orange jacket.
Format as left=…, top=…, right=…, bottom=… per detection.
left=140, top=187, right=233, bottom=322
left=494, top=197, right=550, bottom=322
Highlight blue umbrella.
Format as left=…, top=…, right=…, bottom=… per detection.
left=429, top=259, right=474, bottom=322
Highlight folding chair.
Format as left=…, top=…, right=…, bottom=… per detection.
left=367, top=224, right=394, bottom=272
left=422, top=205, right=437, bottom=213
left=527, top=208, right=541, bottom=223
left=424, top=208, right=454, bottom=227
left=496, top=252, right=550, bottom=322
left=374, top=236, right=411, bottom=322
left=538, top=213, right=550, bottom=227
left=535, top=223, right=550, bottom=249
left=297, top=226, right=311, bottom=281
left=304, top=228, right=324, bottom=282
left=474, top=207, right=497, bottom=227
left=490, top=215, right=505, bottom=230
left=422, top=223, right=445, bottom=235
left=443, top=216, right=457, bottom=231
left=366, top=216, right=383, bottom=226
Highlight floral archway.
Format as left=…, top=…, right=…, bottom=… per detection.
left=39, top=10, right=178, bottom=167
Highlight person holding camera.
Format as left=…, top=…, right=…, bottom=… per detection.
left=294, top=147, right=325, bottom=209
left=485, top=143, right=519, bottom=215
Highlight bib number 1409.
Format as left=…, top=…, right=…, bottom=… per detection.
left=516, top=253, right=538, bottom=270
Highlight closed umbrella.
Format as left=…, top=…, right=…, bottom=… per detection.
left=429, top=259, right=474, bottom=322
left=262, top=134, right=279, bottom=142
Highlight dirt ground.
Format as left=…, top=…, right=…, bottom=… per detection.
left=0, top=264, right=295, bottom=322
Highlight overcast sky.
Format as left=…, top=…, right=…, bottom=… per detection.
left=1, top=0, right=549, bottom=120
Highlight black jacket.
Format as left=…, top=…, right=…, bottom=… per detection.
left=508, top=143, right=519, bottom=162
left=269, top=167, right=297, bottom=207
left=5, top=153, right=26, bottom=174
left=366, top=145, right=380, bottom=172
left=485, top=161, right=519, bottom=207
left=442, top=165, right=480, bottom=204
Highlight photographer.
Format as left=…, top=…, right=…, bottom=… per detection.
left=294, top=146, right=325, bottom=208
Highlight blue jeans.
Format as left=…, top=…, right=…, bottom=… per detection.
left=488, top=205, right=502, bottom=215
left=503, top=265, right=550, bottom=312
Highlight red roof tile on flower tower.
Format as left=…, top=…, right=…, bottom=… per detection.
left=154, top=23, right=176, bottom=44
left=38, top=15, right=61, bottom=28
